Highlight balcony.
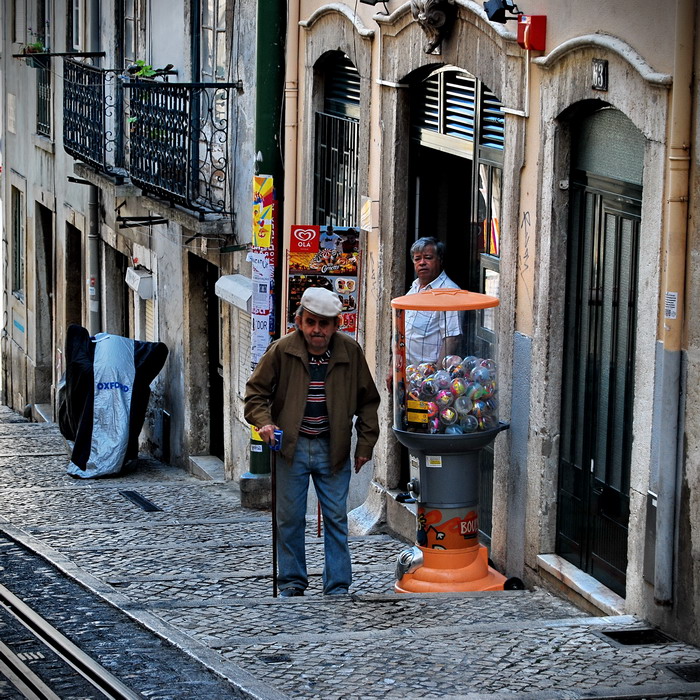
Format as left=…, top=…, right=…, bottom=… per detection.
left=63, top=59, right=125, bottom=180
left=63, top=58, right=236, bottom=219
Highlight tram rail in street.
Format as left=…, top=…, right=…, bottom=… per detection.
left=0, top=582, right=141, bottom=700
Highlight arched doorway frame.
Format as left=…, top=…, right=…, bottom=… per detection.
left=372, top=3, right=527, bottom=552
left=526, top=39, right=670, bottom=598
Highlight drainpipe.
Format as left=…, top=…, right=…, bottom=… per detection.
left=653, top=0, right=693, bottom=606
left=255, top=0, right=286, bottom=340
left=87, top=186, right=102, bottom=335
left=283, top=0, right=301, bottom=240
left=240, top=0, right=287, bottom=505
left=87, top=0, right=102, bottom=335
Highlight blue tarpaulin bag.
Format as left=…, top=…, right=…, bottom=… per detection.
left=58, top=324, right=168, bottom=478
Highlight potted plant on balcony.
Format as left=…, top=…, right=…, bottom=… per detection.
left=19, top=34, right=49, bottom=69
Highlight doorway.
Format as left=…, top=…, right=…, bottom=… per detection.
left=187, top=253, right=224, bottom=461
left=407, top=145, right=473, bottom=290
left=557, top=107, right=644, bottom=597
left=35, top=204, right=54, bottom=403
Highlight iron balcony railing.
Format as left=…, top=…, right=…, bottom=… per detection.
left=63, top=58, right=126, bottom=180
left=123, top=80, right=235, bottom=217
left=63, top=59, right=237, bottom=218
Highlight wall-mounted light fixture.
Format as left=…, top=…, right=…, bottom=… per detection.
left=483, top=0, right=546, bottom=51
left=360, top=0, right=390, bottom=13
left=483, top=0, right=521, bottom=23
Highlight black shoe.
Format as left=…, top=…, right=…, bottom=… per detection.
left=279, top=587, right=304, bottom=597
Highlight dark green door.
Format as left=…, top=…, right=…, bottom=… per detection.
left=557, top=172, right=641, bottom=597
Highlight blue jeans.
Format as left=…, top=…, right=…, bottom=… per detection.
left=275, top=436, right=352, bottom=594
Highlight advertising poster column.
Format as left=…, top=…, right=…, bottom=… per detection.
left=249, top=175, right=277, bottom=367
left=286, top=225, right=361, bottom=338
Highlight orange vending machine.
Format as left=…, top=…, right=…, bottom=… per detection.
left=391, top=289, right=522, bottom=593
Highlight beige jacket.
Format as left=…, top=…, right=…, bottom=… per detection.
left=244, top=330, right=380, bottom=471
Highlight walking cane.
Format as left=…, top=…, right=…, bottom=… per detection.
left=269, top=429, right=283, bottom=598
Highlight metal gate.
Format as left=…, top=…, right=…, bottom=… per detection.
left=556, top=173, right=641, bottom=598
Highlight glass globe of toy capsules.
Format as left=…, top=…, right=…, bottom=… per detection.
left=453, top=395, right=471, bottom=415
left=433, top=370, right=452, bottom=390
left=435, top=389, right=454, bottom=408
left=442, top=354, right=462, bottom=371
left=450, top=377, right=467, bottom=397
left=440, top=406, right=458, bottom=425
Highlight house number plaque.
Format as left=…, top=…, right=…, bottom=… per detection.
left=592, top=59, right=608, bottom=91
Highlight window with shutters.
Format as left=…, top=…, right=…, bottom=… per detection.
left=313, top=53, right=360, bottom=226
left=201, top=0, right=228, bottom=81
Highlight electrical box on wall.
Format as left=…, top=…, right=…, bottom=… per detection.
left=125, top=267, right=154, bottom=300
left=517, top=15, right=546, bottom=51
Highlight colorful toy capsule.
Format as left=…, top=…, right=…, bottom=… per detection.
left=460, top=415, right=479, bottom=432
left=420, top=377, right=438, bottom=399
left=418, top=362, right=437, bottom=377
left=433, top=370, right=452, bottom=390
left=442, top=355, right=462, bottom=371
left=453, top=396, right=471, bottom=415
left=450, top=377, right=467, bottom=397
left=462, top=355, right=479, bottom=372
left=470, top=366, right=494, bottom=384
left=435, top=389, right=454, bottom=408
left=471, top=400, right=487, bottom=418
left=439, top=407, right=458, bottom=425
left=449, top=363, right=466, bottom=379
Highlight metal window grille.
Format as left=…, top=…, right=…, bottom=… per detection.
left=11, top=188, right=25, bottom=299
left=313, top=55, right=360, bottom=225
left=313, top=112, right=359, bottom=226
left=37, top=65, right=52, bottom=137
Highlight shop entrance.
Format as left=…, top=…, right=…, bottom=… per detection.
left=403, top=68, right=505, bottom=539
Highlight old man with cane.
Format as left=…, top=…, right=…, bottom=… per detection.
left=245, top=287, right=380, bottom=597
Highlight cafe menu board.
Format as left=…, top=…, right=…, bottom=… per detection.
left=286, top=225, right=361, bottom=338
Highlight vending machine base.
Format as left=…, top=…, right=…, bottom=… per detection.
left=395, top=542, right=507, bottom=593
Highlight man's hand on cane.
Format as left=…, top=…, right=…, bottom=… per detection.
left=257, top=424, right=280, bottom=447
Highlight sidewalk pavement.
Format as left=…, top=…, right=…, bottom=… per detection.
left=1, top=405, right=699, bottom=699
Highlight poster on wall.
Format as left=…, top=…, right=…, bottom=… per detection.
left=249, top=175, right=276, bottom=366
left=286, top=225, right=361, bottom=338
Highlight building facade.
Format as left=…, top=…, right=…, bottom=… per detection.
left=1, top=0, right=258, bottom=476
left=2, top=0, right=698, bottom=645
left=282, top=0, right=699, bottom=645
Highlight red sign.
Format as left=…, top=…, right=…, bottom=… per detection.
left=290, top=225, right=320, bottom=253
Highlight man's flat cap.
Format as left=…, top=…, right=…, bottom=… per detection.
left=300, top=287, right=342, bottom=318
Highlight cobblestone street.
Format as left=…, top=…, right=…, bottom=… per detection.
left=1, top=406, right=699, bottom=699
